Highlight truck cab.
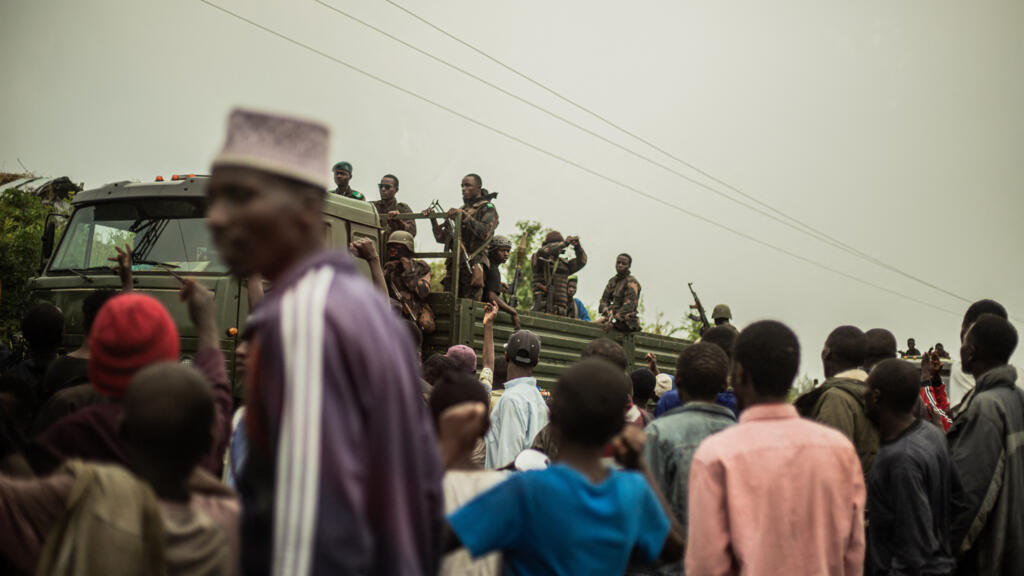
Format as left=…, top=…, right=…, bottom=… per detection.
left=30, top=175, right=382, bottom=395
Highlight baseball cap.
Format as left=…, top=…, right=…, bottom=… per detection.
left=505, top=330, right=541, bottom=367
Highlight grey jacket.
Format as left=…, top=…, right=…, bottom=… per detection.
left=947, top=365, right=1024, bottom=576
left=637, top=401, right=736, bottom=575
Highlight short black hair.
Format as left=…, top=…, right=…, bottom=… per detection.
left=83, top=290, right=118, bottom=334
left=123, top=363, right=214, bottom=481
left=701, top=326, right=738, bottom=359
left=676, top=342, right=729, bottom=400
left=581, top=338, right=627, bottom=371
left=404, top=319, right=423, bottom=349
left=422, top=353, right=459, bottom=387
left=734, top=320, right=800, bottom=398
left=630, top=368, right=656, bottom=404
left=867, top=358, right=921, bottom=413
left=966, top=313, right=1018, bottom=366
left=551, top=359, right=627, bottom=448
left=382, top=174, right=399, bottom=188
left=465, top=173, right=482, bottom=187
left=825, top=325, right=867, bottom=367
left=428, top=370, right=489, bottom=433
left=617, top=253, right=632, bottom=266
left=963, top=299, right=1008, bottom=328
left=864, top=328, right=897, bottom=369
left=21, top=302, right=64, bottom=351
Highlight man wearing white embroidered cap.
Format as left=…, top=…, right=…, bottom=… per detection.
left=206, top=108, right=442, bottom=575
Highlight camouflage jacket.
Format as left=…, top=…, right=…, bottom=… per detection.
left=383, top=258, right=432, bottom=317
left=432, top=195, right=498, bottom=259
left=530, top=241, right=587, bottom=314
left=599, top=272, right=641, bottom=331
left=372, top=198, right=417, bottom=238
left=330, top=187, right=365, bottom=201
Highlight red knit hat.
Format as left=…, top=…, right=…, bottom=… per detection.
left=88, top=293, right=180, bottom=398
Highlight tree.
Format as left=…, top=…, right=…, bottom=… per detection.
left=639, top=298, right=702, bottom=341
left=502, top=220, right=550, bottom=310
left=0, top=189, right=55, bottom=347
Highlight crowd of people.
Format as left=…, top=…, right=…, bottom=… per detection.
left=1, top=107, right=1022, bottom=576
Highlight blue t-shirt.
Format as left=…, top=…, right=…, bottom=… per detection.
left=449, top=464, right=670, bottom=576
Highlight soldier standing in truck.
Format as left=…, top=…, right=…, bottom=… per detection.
left=429, top=173, right=498, bottom=300
left=372, top=173, right=416, bottom=238
left=597, top=253, right=641, bottom=333
left=383, top=230, right=435, bottom=334
left=329, top=161, right=365, bottom=200
left=530, top=231, right=587, bottom=316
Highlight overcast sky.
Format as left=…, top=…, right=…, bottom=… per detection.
left=3, top=0, right=1022, bottom=378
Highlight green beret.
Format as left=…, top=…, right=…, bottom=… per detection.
left=333, top=161, right=353, bottom=173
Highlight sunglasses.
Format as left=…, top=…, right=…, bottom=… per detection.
left=378, top=184, right=393, bottom=190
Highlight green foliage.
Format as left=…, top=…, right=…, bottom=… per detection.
left=639, top=298, right=702, bottom=341
left=428, top=260, right=446, bottom=293
left=0, top=189, right=53, bottom=346
left=503, top=220, right=550, bottom=310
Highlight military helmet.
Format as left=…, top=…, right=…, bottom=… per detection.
left=490, top=235, right=512, bottom=250
left=711, top=304, right=732, bottom=321
left=387, top=231, right=415, bottom=252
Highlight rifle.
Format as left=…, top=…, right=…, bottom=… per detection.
left=425, top=199, right=472, bottom=277
left=389, top=279, right=416, bottom=322
left=508, top=234, right=528, bottom=308
left=687, top=282, right=711, bottom=336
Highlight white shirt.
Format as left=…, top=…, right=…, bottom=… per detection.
left=440, top=470, right=508, bottom=576
left=484, top=376, right=549, bottom=469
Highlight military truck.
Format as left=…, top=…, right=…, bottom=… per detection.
left=30, top=175, right=689, bottom=394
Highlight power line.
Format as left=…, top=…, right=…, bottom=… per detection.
left=196, top=0, right=960, bottom=318
left=379, top=0, right=974, bottom=306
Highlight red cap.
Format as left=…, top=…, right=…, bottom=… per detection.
left=88, top=293, right=180, bottom=398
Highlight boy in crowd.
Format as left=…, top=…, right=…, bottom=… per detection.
left=863, top=358, right=956, bottom=575
left=687, top=321, right=865, bottom=575
left=446, top=359, right=684, bottom=575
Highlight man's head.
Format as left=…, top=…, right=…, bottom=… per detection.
left=333, top=161, right=353, bottom=189
left=461, top=173, right=482, bottom=202
left=378, top=174, right=398, bottom=201
left=82, top=289, right=118, bottom=336
left=428, top=370, right=490, bottom=436
left=488, top=235, right=512, bottom=265
left=700, top=325, right=738, bottom=359
left=387, top=231, right=415, bottom=261
left=445, top=345, right=478, bottom=374
left=907, top=338, right=916, bottom=350
left=821, top=325, right=867, bottom=378
left=89, top=293, right=180, bottom=398
left=711, top=304, right=732, bottom=324
left=864, top=328, right=898, bottom=371
left=21, top=302, right=64, bottom=354
left=676, top=342, right=729, bottom=402
left=544, top=231, right=564, bottom=246
left=630, top=368, right=656, bottom=406
left=567, top=277, right=578, bottom=299
left=505, top=330, right=541, bottom=374
left=615, top=253, right=632, bottom=275
left=961, top=313, right=1019, bottom=378
left=122, top=363, right=214, bottom=494
left=581, top=337, right=627, bottom=372
left=208, top=108, right=329, bottom=280
left=422, top=353, right=459, bottom=387
left=864, top=358, right=921, bottom=422
left=960, top=299, right=1008, bottom=343
left=551, top=359, right=628, bottom=449
left=732, top=320, right=800, bottom=408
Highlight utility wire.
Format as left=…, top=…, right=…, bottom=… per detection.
left=379, top=0, right=974, bottom=306
left=197, top=0, right=960, bottom=317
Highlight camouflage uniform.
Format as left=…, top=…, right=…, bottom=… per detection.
left=531, top=240, right=587, bottom=316
left=372, top=198, right=417, bottom=237
left=383, top=257, right=435, bottom=334
left=330, top=187, right=365, bottom=201
left=432, top=194, right=499, bottom=300
left=599, top=272, right=642, bottom=332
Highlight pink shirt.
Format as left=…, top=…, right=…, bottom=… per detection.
left=686, top=403, right=865, bottom=576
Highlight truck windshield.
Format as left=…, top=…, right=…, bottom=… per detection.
left=49, top=198, right=227, bottom=274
